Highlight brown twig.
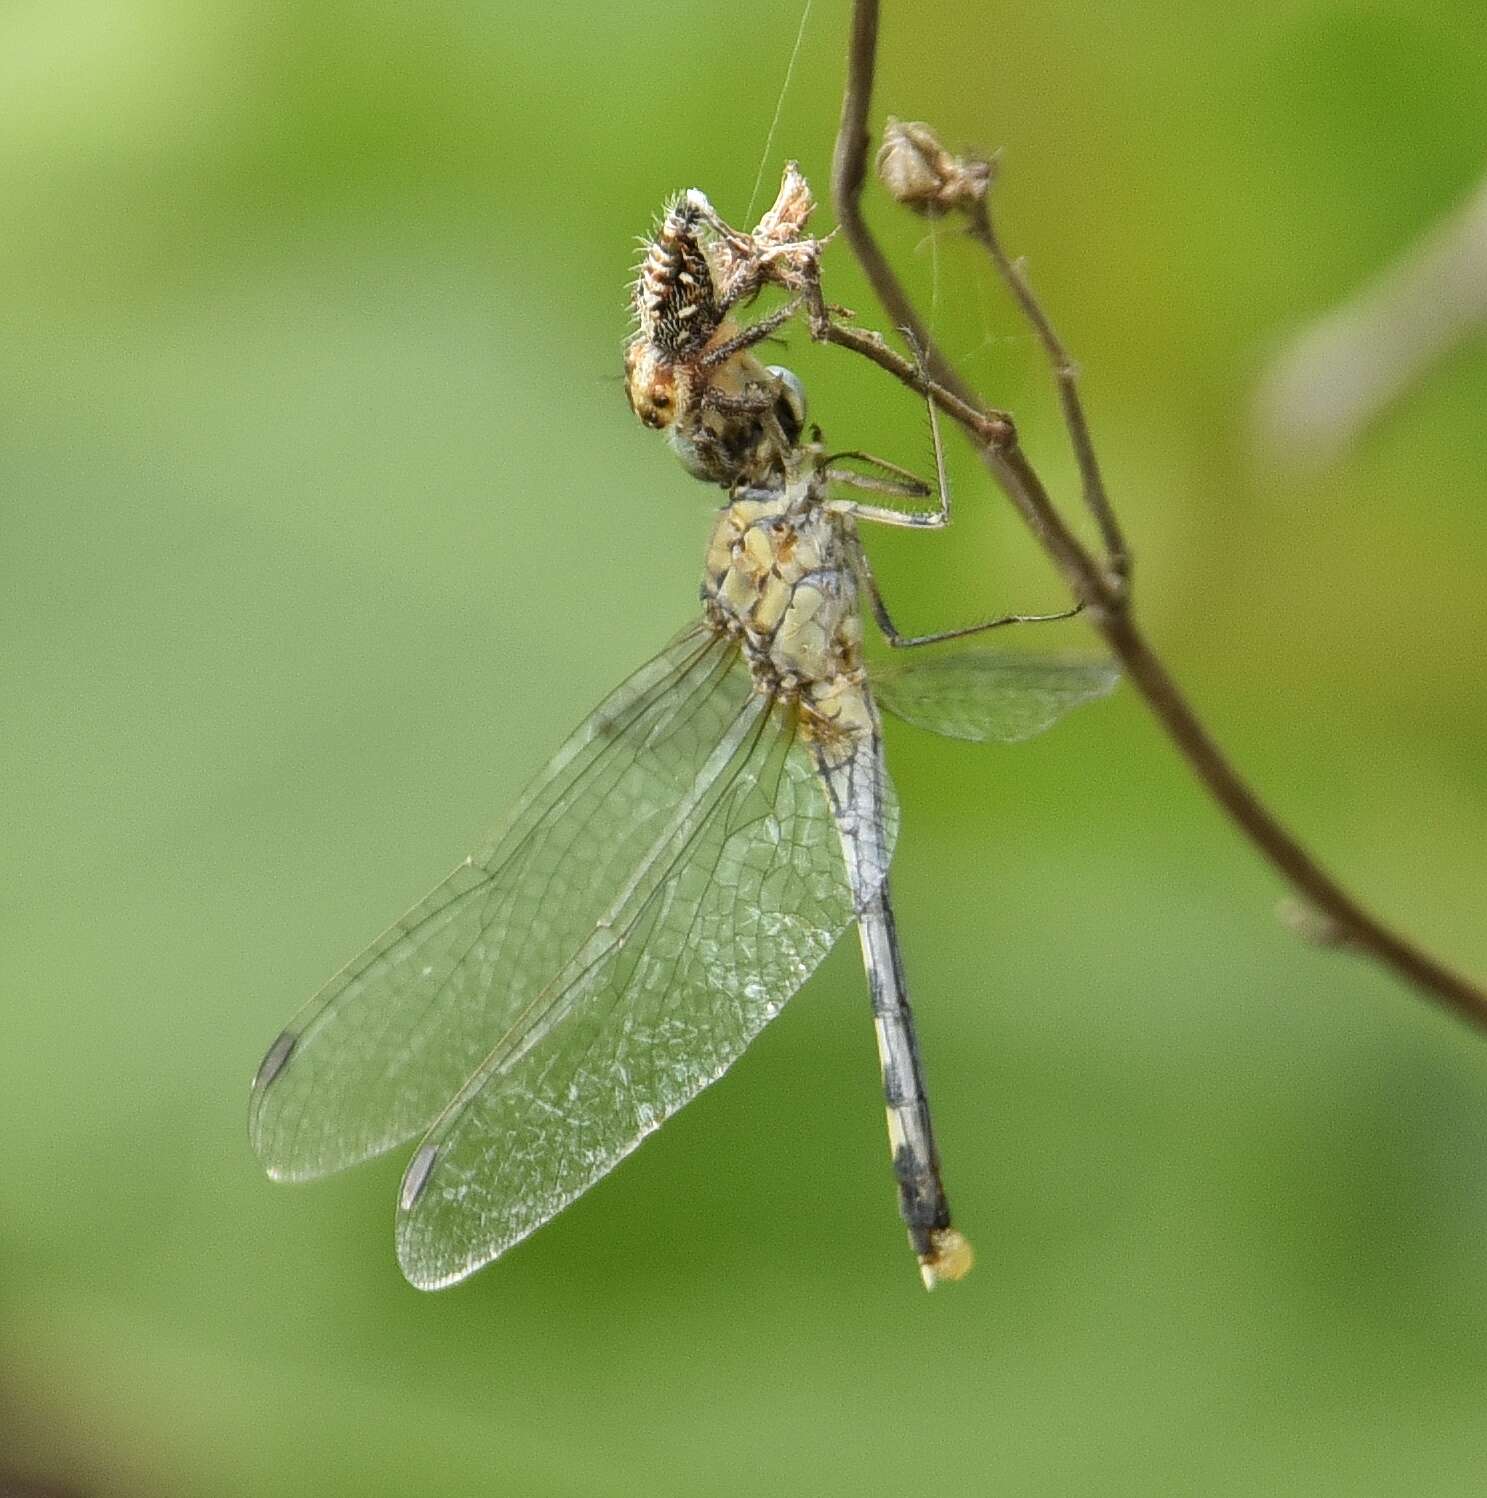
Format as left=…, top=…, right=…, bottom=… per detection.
left=831, top=2, right=978, bottom=414
left=827, top=0, right=1487, bottom=1032
left=961, top=197, right=1130, bottom=584
left=805, top=294, right=1011, bottom=442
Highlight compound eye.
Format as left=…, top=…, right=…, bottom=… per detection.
left=644, top=387, right=674, bottom=429
left=765, top=365, right=807, bottom=442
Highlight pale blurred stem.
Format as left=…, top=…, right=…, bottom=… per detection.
left=1254, top=172, right=1487, bottom=466
left=826, top=0, right=1487, bottom=1032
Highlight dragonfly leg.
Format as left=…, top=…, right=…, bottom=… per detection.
left=823, top=353, right=953, bottom=528
left=821, top=450, right=933, bottom=502
left=857, top=544, right=1083, bottom=648
left=821, top=454, right=947, bottom=527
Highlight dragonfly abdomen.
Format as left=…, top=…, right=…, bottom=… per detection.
left=856, top=890, right=973, bottom=1288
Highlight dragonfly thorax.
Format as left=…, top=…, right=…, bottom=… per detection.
left=702, top=474, right=866, bottom=715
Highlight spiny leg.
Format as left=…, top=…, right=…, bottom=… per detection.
left=823, top=462, right=950, bottom=525
left=836, top=342, right=1080, bottom=640
left=823, top=351, right=953, bottom=528
left=857, top=543, right=1082, bottom=649
left=699, top=298, right=803, bottom=369
left=822, top=449, right=932, bottom=500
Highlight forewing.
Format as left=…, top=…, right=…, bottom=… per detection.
left=874, top=650, right=1118, bottom=743
left=251, top=624, right=756, bottom=1181
left=395, top=699, right=875, bottom=1289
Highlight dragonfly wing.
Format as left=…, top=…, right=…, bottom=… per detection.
left=395, top=690, right=870, bottom=1288
left=252, top=624, right=769, bottom=1181
left=873, top=650, right=1118, bottom=743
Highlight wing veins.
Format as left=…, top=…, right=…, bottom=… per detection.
left=251, top=626, right=744, bottom=1178
left=279, top=627, right=722, bottom=1061
left=401, top=686, right=775, bottom=1159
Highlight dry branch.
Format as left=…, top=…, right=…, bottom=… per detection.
left=823, top=0, right=1487, bottom=1031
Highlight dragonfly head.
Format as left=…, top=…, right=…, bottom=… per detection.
left=623, top=341, right=679, bottom=431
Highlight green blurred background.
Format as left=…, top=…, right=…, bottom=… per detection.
left=4, top=1, right=1487, bottom=1492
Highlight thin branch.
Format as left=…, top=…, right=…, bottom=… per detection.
left=1097, top=610, right=1487, bottom=1029
left=829, top=0, right=1487, bottom=1032
left=812, top=311, right=1011, bottom=441
left=962, top=196, right=1130, bottom=583
left=832, top=3, right=976, bottom=411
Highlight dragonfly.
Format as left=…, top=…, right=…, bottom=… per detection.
left=249, top=169, right=1118, bottom=1290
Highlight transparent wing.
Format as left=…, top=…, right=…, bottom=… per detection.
left=252, top=624, right=760, bottom=1180
left=873, top=650, right=1119, bottom=743
left=395, top=684, right=894, bottom=1288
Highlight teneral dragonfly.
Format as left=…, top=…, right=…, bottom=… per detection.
left=249, top=173, right=1117, bottom=1290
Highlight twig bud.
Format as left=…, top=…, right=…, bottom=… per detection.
left=753, top=160, right=816, bottom=245
left=1276, top=896, right=1351, bottom=949
left=875, top=118, right=991, bottom=216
